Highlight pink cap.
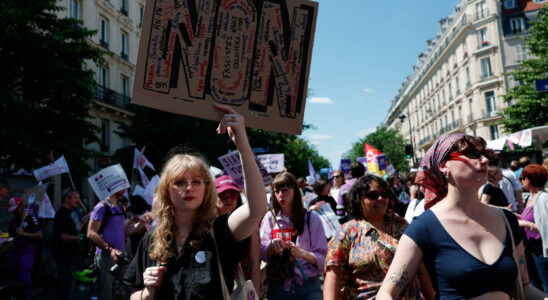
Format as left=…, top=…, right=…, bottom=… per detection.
left=215, top=175, right=239, bottom=194
left=8, top=196, right=23, bottom=213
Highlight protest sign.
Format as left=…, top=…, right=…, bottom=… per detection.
left=340, top=159, right=351, bottom=175
left=38, top=193, right=55, bottom=219
left=257, top=154, right=284, bottom=173
left=21, top=184, right=49, bottom=206
left=87, top=164, right=130, bottom=201
left=314, top=203, right=340, bottom=239
left=218, top=151, right=273, bottom=190
left=319, top=168, right=330, bottom=175
left=34, top=156, right=70, bottom=181
left=132, top=0, right=318, bottom=135
left=377, top=154, right=387, bottom=171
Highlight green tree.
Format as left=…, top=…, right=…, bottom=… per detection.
left=344, top=126, right=409, bottom=173
left=500, top=5, right=548, bottom=133
left=0, top=0, right=106, bottom=181
left=117, top=108, right=329, bottom=179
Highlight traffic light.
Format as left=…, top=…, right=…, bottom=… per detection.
left=405, top=144, right=413, bottom=159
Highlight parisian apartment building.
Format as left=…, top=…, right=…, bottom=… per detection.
left=384, top=0, right=547, bottom=163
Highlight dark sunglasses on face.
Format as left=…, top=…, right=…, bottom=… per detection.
left=446, top=147, right=487, bottom=160
left=363, top=190, right=391, bottom=200
left=333, top=175, right=342, bottom=179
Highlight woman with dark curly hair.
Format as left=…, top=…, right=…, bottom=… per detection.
left=260, top=172, right=327, bottom=300
left=378, top=133, right=546, bottom=299
left=323, top=174, right=433, bottom=299
left=123, top=104, right=267, bottom=300
left=308, top=179, right=337, bottom=213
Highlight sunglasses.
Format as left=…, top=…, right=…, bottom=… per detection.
left=446, top=147, right=487, bottom=160
left=363, top=190, right=391, bottom=200
left=333, top=175, right=342, bottom=179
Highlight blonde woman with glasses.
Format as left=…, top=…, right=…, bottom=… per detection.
left=123, top=104, right=267, bottom=300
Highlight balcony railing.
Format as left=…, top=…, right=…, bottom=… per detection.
left=121, top=52, right=128, bottom=61
left=94, top=86, right=133, bottom=111
left=121, top=8, right=128, bottom=16
left=100, top=39, right=109, bottom=49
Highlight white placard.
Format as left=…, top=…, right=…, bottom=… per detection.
left=87, top=164, right=130, bottom=201
left=257, top=154, right=284, bottom=173
left=314, top=203, right=341, bottom=239
left=218, top=151, right=273, bottom=190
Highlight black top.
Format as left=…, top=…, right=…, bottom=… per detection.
left=482, top=183, right=509, bottom=207
left=53, top=206, right=78, bottom=260
left=405, top=209, right=521, bottom=299
left=309, top=195, right=337, bottom=212
left=123, top=214, right=249, bottom=300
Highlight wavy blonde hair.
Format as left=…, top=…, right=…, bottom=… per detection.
left=148, top=154, right=217, bottom=264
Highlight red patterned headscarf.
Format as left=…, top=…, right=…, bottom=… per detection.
left=415, top=132, right=467, bottom=209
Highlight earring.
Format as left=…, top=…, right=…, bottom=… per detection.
left=444, top=173, right=449, bottom=179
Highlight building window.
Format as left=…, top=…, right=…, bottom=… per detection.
left=121, top=31, right=128, bottom=60
left=510, top=17, right=525, bottom=34
left=101, top=119, right=110, bottom=152
left=478, top=28, right=488, bottom=47
left=485, top=91, right=496, bottom=117
left=120, top=0, right=128, bottom=16
left=476, top=1, right=487, bottom=19
left=455, top=76, right=460, bottom=94
left=481, top=58, right=492, bottom=79
left=70, top=0, right=81, bottom=20
left=463, top=41, right=468, bottom=57
left=515, top=44, right=528, bottom=62
left=503, top=0, right=517, bottom=9
left=533, top=0, right=547, bottom=3
left=448, top=84, right=452, bottom=100
left=490, top=125, right=500, bottom=139
left=120, top=75, right=129, bottom=97
left=100, top=17, right=109, bottom=49
left=98, top=66, right=109, bottom=87
left=465, top=67, right=471, bottom=85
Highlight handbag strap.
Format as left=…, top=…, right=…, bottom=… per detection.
left=498, top=208, right=524, bottom=299
left=213, top=232, right=231, bottom=300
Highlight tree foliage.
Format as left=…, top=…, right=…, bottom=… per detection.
left=500, top=5, right=548, bottom=133
left=344, top=126, right=409, bottom=173
left=116, top=107, right=329, bottom=179
left=0, top=0, right=106, bottom=180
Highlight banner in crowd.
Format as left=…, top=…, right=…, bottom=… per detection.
left=38, top=193, right=55, bottom=219
left=87, top=164, right=130, bottom=201
left=143, top=175, right=160, bottom=205
left=340, top=159, right=351, bottom=175
left=315, top=203, right=340, bottom=238
left=33, top=156, right=70, bottom=181
left=21, top=184, right=49, bottom=206
left=307, top=158, right=319, bottom=184
left=257, top=154, right=284, bottom=173
left=218, top=151, right=273, bottom=190
left=364, top=143, right=385, bottom=176
left=133, top=148, right=155, bottom=171
left=132, top=0, right=319, bottom=135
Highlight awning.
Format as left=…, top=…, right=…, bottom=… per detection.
left=486, top=125, right=548, bottom=151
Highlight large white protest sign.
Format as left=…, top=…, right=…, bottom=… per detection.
left=87, top=164, right=130, bottom=201
left=218, top=151, right=272, bottom=190
left=257, top=154, right=284, bottom=173
left=132, top=0, right=318, bottom=135
left=33, top=156, right=69, bottom=181
left=314, top=203, right=340, bottom=239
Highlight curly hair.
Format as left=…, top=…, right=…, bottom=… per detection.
left=270, top=172, right=306, bottom=236
left=149, top=154, right=217, bottom=264
left=347, top=174, right=390, bottom=220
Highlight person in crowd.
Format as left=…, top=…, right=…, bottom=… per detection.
left=480, top=165, right=511, bottom=209
left=8, top=196, right=43, bottom=300
left=88, top=188, right=140, bottom=300
left=542, top=158, right=548, bottom=190
left=309, top=179, right=337, bottom=213
left=126, top=195, right=152, bottom=258
left=387, top=174, right=408, bottom=217
left=404, top=173, right=425, bottom=224
left=215, top=175, right=261, bottom=294
left=337, top=162, right=366, bottom=223
left=123, top=104, right=267, bottom=300
left=53, top=189, right=82, bottom=300
left=510, top=160, right=520, bottom=172
left=330, top=170, right=345, bottom=202
left=521, top=164, right=548, bottom=292
left=500, top=162, right=524, bottom=212
left=517, top=164, right=548, bottom=291
left=260, top=172, right=327, bottom=300
left=324, top=175, right=433, bottom=299
left=0, top=179, right=8, bottom=200
left=377, top=133, right=545, bottom=299
left=516, top=156, right=532, bottom=179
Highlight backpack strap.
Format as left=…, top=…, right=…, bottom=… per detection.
left=97, top=201, right=114, bottom=234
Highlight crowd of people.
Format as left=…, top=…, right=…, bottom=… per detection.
left=1, top=109, right=548, bottom=299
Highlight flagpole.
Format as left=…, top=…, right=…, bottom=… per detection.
left=67, top=171, right=77, bottom=191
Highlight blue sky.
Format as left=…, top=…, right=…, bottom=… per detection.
left=299, top=0, right=459, bottom=170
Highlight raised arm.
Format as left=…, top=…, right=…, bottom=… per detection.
left=377, top=235, right=424, bottom=299
left=215, top=104, right=267, bottom=241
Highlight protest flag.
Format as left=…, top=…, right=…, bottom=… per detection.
left=33, top=155, right=70, bottom=181
left=133, top=148, right=156, bottom=171
left=364, top=143, right=385, bottom=176
left=328, top=164, right=334, bottom=181
left=307, top=158, right=319, bottom=185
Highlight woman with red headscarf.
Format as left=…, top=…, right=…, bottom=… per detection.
left=377, top=133, right=546, bottom=299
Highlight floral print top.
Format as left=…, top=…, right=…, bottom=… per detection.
left=325, top=211, right=422, bottom=299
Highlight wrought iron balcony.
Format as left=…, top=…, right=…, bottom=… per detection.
left=94, top=86, right=133, bottom=111
left=99, top=39, right=109, bottom=49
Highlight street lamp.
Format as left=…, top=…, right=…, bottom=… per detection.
left=398, top=113, right=416, bottom=164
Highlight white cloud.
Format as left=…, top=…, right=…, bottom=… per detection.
left=309, top=134, right=332, bottom=140
left=356, top=128, right=376, bottom=137
left=308, top=97, right=335, bottom=104
left=363, top=88, right=377, bottom=93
